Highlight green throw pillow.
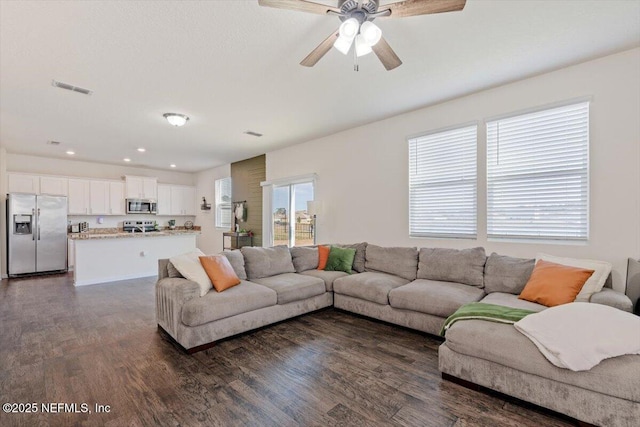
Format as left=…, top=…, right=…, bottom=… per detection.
left=324, top=246, right=356, bottom=274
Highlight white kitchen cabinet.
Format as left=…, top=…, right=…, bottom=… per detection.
left=109, top=182, right=125, bottom=215
left=68, top=179, right=91, bottom=215
left=183, top=186, right=196, bottom=215
left=157, top=184, right=196, bottom=215
left=89, top=180, right=110, bottom=214
left=125, top=176, right=157, bottom=199
left=8, top=173, right=40, bottom=194
left=156, top=184, right=171, bottom=215
left=40, top=176, right=68, bottom=196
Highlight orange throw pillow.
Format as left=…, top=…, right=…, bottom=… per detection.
left=317, top=245, right=330, bottom=270
left=519, top=259, right=594, bottom=307
left=199, top=255, right=241, bottom=292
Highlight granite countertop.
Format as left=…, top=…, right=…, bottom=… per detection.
left=68, top=227, right=201, bottom=240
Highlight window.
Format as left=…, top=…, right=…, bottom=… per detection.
left=215, top=177, right=232, bottom=229
left=408, top=125, right=477, bottom=238
left=272, top=181, right=314, bottom=247
left=486, top=101, right=589, bottom=241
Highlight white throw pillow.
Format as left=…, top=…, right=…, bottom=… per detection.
left=514, top=302, right=640, bottom=371
left=169, top=249, right=211, bottom=297
left=536, top=253, right=612, bottom=302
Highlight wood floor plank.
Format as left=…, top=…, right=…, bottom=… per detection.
left=0, top=273, right=574, bottom=427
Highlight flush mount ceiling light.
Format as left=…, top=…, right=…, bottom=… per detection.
left=163, top=113, right=189, bottom=127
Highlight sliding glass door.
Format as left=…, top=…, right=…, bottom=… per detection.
left=272, top=181, right=314, bottom=247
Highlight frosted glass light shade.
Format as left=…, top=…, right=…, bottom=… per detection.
left=339, top=18, right=359, bottom=39
left=360, top=21, right=382, bottom=46
left=163, top=113, right=189, bottom=127
left=355, top=34, right=373, bottom=57
left=334, top=35, right=354, bottom=55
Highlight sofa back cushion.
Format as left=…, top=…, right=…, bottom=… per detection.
left=484, top=252, right=535, bottom=294
left=328, top=242, right=367, bottom=273
left=417, top=247, right=486, bottom=287
left=290, top=246, right=319, bottom=273
left=365, top=245, right=418, bottom=281
left=241, top=245, right=295, bottom=280
left=220, top=250, right=248, bottom=280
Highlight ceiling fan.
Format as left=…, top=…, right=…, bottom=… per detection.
left=258, top=0, right=467, bottom=71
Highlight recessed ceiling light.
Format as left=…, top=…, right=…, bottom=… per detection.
left=137, top=148, right=146, bottom=152
left=66, top=151, right=75, bottom=155
left=123, top=158, right=131, bottom=162
left=170, top=164, right=176, bottom=168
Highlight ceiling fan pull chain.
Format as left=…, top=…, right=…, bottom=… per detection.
left=353, top=47, right=359, bottom=72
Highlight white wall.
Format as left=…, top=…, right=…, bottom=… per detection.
left=266, top=48, right=640, bottom=292
left=0, top=147, right=7, bottom=279
left=195, top=164, right=231, bottom=254
left=6, top=153, right=195, bottom=185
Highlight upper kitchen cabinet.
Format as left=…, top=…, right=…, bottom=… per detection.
left=68, top=179, right=91, bottom=215
left=40, top=176, right=68, bottom=196
left=125, top=176, right=157, bottom=200
left=109, top=182, right=125, bottom=215
left=8, top=173, right=40, bottom=194
left=157, top=184, right=196, bottom=215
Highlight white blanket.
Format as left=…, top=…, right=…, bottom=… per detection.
left=514, top=302, right=640, bottom=371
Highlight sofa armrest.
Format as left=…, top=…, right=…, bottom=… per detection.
left=589, top=288, right=633, bottom=312
left=156, top=278, right=200, bottom=336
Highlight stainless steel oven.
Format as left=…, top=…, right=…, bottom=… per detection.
left=126, top=199, right=157, bottom=214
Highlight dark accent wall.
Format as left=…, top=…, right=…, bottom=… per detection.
left=231, top=155, right=265, bottom=247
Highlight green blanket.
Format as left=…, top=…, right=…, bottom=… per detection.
left=440, top=302, right=536, bottom=336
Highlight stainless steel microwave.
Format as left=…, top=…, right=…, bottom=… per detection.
left=126, top=199, right=157, bottom=214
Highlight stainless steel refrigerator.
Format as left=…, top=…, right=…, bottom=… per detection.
left=7, top=193, right=68, bottom=276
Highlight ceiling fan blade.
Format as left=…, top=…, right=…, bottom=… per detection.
left=372, top=36, right=402, bottom=71
left=258, top=0, right=340, bottom=15
left=380, top=0, right=466, bottom=18
left=300, top=29, right=340, bottom=67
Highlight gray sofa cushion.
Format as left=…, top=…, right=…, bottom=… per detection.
left=444, top=320, right=640, bottom=402
left=484, top=253, right=534, bottom=294
left=333, top=272, right=409, bottom=305
left=365, top=245, right=418, bottom=281
left=480, top=292, right=546, bottom=312
left=417, top=247, right=486, bottom=287
left=290, top=246, right=319, bottom=273
left=330, top=242, right=367, bottom=273
left=389, top=279, right=485, bottom=318
left=181, top=280, right=277, bottom=326
left=220, top=250, right=247, bottom=280
left=300, top=269, right=348, bottom=291
left=241, top=245, right=295, bottom=280
left=250, top=273, right=326, bottom=304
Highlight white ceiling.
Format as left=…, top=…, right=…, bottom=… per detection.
left=1, top=0, right=638, bottom=172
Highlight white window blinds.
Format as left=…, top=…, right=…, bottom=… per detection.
left=486, top=101, right=589, bottom=241
left=215, top=177, right=232, bottom=228
left=408, top=125, right=477, bottom=238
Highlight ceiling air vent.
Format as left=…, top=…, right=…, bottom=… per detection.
left=52, top=80, right=93, bottom=95
left=47, top=140, right=61, bottom=146
left=244, top=131, right=263, bottom=137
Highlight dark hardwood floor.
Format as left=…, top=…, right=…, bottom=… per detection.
left=0, top=273, right=573, bottom=427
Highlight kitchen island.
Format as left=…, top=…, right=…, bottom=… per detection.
left=69, top=229, right=199, bottom=286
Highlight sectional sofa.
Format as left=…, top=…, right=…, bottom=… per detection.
left=155, top=243, right=638, bottom=427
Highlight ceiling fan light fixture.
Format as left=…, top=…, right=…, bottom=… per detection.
left=355, top=34, right=373, bottom=57
left=360, top=21, right=382, bottom=46
left=163, top=113, right=189, bottom=127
